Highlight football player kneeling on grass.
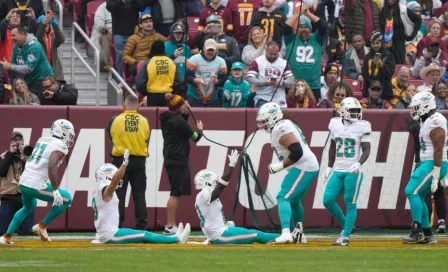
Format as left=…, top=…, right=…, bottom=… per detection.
left=195, top=150, right=284, bottom=244
left=92, top=149, right=190, bottom=244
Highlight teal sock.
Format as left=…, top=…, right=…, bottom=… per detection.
left=255, top=230, right=280, bottom=244
left=41, top=201, right=71, bottom=226
left=343, top=203, right=357, bottom=237
left=277, top=197, right=292, bottom=229
left=408, top=194, right=423, bottom=224
left=420, top=199, right=431, bottom=229
left=7, top=194, right=36, bottom=235
left=144, top=232, right=178, bottom=244
left=290, top=201, right=303, bottom=226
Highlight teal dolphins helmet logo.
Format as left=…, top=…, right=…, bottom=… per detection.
left=95, top=163, right=122, bottom=187
left=409, top=92, right=436, bottom=120
left=194, top=169, right=219, bottom=190
left=339, top=97, right=362, bottom=122
left=256, top=102, right=284, bottom=133
left=50, top=119, right=76, bottom=148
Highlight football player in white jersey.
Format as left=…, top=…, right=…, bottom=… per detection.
left=92, top=150, right=190, bottom=244
left=195, top=150, right=282, bottom=244
left=403, top=92, right=448, bottom=244
left=257, top=102, right=320, bottom=244
left=323, top=97, right=371, bottom=246
left=1, top=119, right=75, bottom=245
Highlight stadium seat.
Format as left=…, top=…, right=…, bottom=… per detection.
left=187, top=16, right=200, bottom=49
left=85, top=0, right=105, bottom=37
left=136, top=61, right=145, bottom=74
left=344, top=79, right=362, bottom=94
left=353, top=92, right=363, bottom=100
left=435, top=8, right=443, bottom=18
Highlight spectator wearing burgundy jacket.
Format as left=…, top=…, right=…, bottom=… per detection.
left=198, top=0, right=233, bottom=36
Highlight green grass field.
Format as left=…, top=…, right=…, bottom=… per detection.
left=0, top=232, right=447, bottom=272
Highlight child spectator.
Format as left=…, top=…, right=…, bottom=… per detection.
left=222, top=62, right=252, bottom=108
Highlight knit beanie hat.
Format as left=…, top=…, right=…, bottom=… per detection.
left=406, top=1, right=421, bottom=11
left=299, top=17, right=312, bottom=30
left=165, top=93, right=185, bottom=111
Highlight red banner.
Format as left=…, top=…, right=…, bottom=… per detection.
left=0, top=106, right=446, bottom=230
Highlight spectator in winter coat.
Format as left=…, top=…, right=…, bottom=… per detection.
left=318, top=81, right=353, bottom=109
left=0, top=8, right=36, bottom=62
left=192, top=15, right=240, bottom=70
left=412, top=37, right=448, bottom=79
left=165, top=23, right=191, bottom=78
left=222, top=62, right=253, bottom=108
left=405, top=2, right=427, bottom=49
left=343, top=34, right=370, bottom=81
left=149, top=0, right=185, bottom=37
left=36, top=13, right=65, bottom=81
left=359, top=80, right=393, bottom=109
left=344, top=0, right=381, bottom=43
left=9, top=78, right=40, bottom=105
left=379, top=0, right=422, bottom=64
left=106, top=0, right=145, bottom=75
left=286, top=80, right=317, bottom=108
left=395, top=84, right=416, bottom=109
left=416, top=18, right=446, bottom=58
left=362, top=31, right=395, bottom=100
left=123, top=14, right=167, bottom=76
left=40, top=76, right=78, bottom=105
left=90, top=2, right=112, bottom=71
left=328, top=7, right=345, bottom=42
left=321, top=63, right=339, bottom=100
left=186, top=39, right=228, bottom=107
left=242, top=26, right=266, bottom=73
left=390, top=66, right=411, bottom=107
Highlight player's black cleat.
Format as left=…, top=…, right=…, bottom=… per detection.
left=403, top=230, right=424, bottom=244
left=417, top=235, right=437, bottom=244
left=436, top=220, right=446, bottom=233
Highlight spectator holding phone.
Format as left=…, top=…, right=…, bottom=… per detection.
left=361, top=31, right=395, bottom=100
left=0, top=8, right=37, bottom=62
left=36, top=11, right=65, bottom=81
left=165, top=23, right=191, bottom=78
left=0, top=1, right=44, bottom=23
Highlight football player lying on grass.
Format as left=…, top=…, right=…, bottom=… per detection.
left=194, top=149, right=302, bottom=244
left=92, top=149, right=190, bottom=244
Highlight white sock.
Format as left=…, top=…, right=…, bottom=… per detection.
left=282, top=228, right=291, bottom=235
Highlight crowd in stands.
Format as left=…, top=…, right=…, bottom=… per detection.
left=0, top=1, right=78, bottom=105
left=4, top=0, right=448, bottom=109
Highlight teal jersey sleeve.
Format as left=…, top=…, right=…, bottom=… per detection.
left=222, top=80, right=232, bottom=108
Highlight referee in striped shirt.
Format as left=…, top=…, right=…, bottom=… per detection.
left=108, top=95, right=150, bottom=230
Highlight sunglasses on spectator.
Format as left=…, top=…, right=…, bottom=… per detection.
left=335, top=93, right=346, bottom=97
left=371, top=88, right=381, bottom=92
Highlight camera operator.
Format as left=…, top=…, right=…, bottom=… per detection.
left=0, top=131, right=34, bottom=236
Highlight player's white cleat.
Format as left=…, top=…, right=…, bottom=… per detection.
left=274, top=233, right=293, bottom=244
left=0, top=236, right=13, bottom=245
left=32, top=224, right=52, bottom=242
left=292, top=222, right=307, bottom=244
left=177, top=223, right=191, bottom=244
left=175, top=223, right=184, bottom=237
left=333, top=235, right=349, bottom=246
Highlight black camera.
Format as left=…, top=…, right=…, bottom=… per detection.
left=12, top=144, right=33, bottom=163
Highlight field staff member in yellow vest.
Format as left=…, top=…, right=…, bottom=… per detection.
left=107, top=95, right=150, bottom=230
left=136, top=40, right=185, bottom=106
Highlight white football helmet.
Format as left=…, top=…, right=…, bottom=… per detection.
left=95, top=163, right=118, bottom=186
left=50, top=119, right=75, bottom=148
left=409, top=92, right=436, bottom=121
left=339, top=97, right=362, bottom=122
left=194, top=169, right=219, bottom=190
left=256, top=102, right=284, bottom=133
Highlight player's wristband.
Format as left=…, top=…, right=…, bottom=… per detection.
left=218, top=179, right=229, bottom=186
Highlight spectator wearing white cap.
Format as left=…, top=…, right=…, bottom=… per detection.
left=185, top=39, right=228, bottom=107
